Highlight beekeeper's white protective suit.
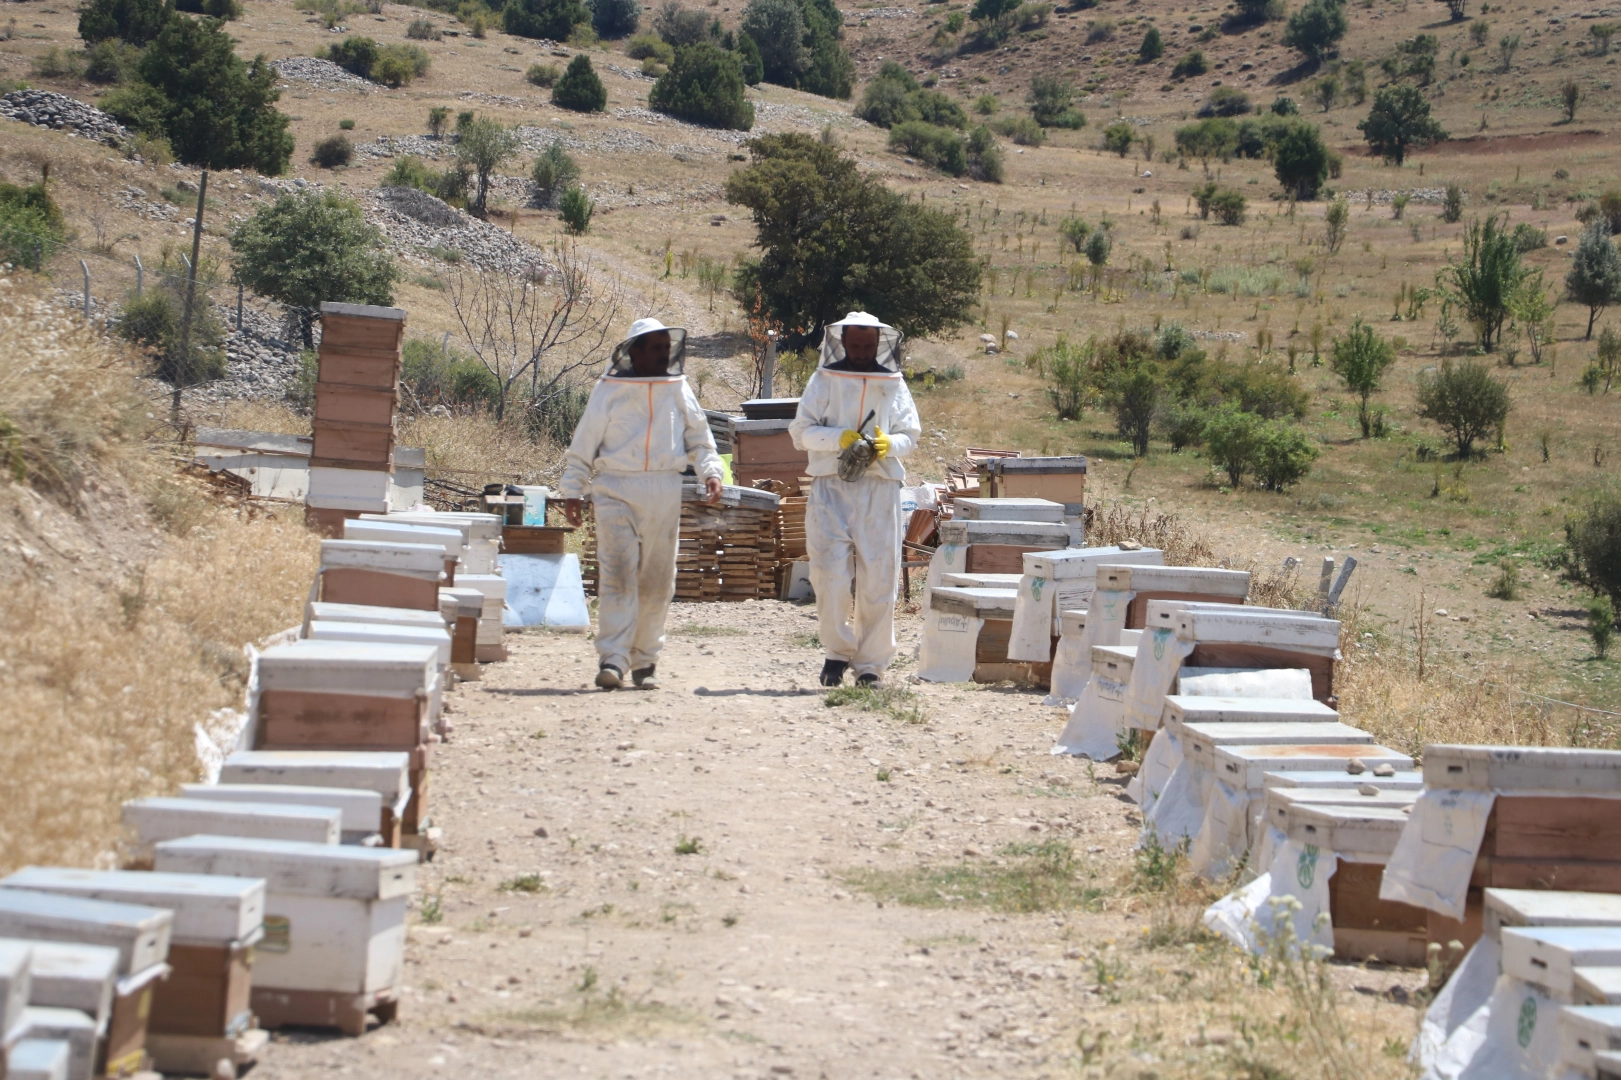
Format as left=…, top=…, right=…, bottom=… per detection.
left=789, top=312, right=921, bottom=685
left=560, top=320, right=723, bottom=685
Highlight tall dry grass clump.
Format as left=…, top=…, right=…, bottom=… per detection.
left=0, top=278, right=318, bottom=873
left=398, top=411, right=564, bottom=484
left=1086, top=500, right=1216, bottom=567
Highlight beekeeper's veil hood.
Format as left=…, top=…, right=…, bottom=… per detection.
left=819, top=311, right=903, bottom=373
left=608, top=317, right=688, bottom=377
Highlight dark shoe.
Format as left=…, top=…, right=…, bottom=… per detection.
left=819, top=659, right=849, bottom=688
left=856, top=672, right=881, bottom=688
left=595, top=665, right=623, bottom=690
left=632, top=665, right=659, bottom=689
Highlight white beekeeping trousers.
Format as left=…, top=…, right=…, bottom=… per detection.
left=806, top=474, right=901, bottom=678
left=591, top=471, right=683, bottom=674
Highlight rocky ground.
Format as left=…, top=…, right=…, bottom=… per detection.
left=0, top=90, right=128, bottom=144
left=245, top=601, right=1424, bottom=1080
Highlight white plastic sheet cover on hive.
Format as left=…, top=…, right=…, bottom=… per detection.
left=1008, top=546, right=1165, bottom=667
left=916, top=585, right=1016, bottom=683
left=920, top=518, right=1074, bottom=615
left=318, top=540, right=447, bottom=581
left=499, top=552, right=590, bottom=630
left=1380, top=746, right=1621, bottom=924
left=153, top=836, right=416, bottom=996
left=11, top=941, right=118, bottom=1040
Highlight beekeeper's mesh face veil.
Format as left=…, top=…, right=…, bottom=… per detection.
left=608, top=320, right=688, bottom=377
left=819, top=311, right=903, bottom=373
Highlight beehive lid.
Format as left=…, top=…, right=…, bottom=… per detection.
left=8, top=1037, right=70, bottom=1080
left=991, top=455, right=1087, bottom=474
left=1096, top=565, right=1251, bottom=596
left=439, top=586, right=484, bottom=617
left=218, top=751, right=409, bottom=808
left=1423, top=745, right=1621, bottom=792
left=953, top=498, right=1066, bottom=523
left=123, top=798, right=341, bottom=849
left=256, top=640, right=437, bottom=697
left=929, top=587, right=1018, bottom=620
left=1277, top=802, right=1411, bottom=856
left=1024, top=546, right=1163, bottom=580
left=305, top=603, right=448, bottom=631
left=319, top=539, right=447, bottom=576
left=1180, top=721, right=1373, bottom=754
left=0, top=891, right=171, bottom=976
left=375, top=512, right=501, bottom=544
left=454, top=574, right=508, bottom=601
left=181, top=783, right=384, bottom=833
left=306, top=621, right=452, bottom=665
left=1562, top=1006, right=1621, bottom=1071
left=358, top=513, right=474, bottom=543
left=937, top=519, right=1071, bottom=546
left=1484, top=890, right=1621, bottom=940
left=1215, top=743, right=1414, bottom=788
left=16, top=942, right=118, bottom=1030
left=1263, top=769, right=1425, bottom=790
left=1172, top=608, right=1342, bottom=652
left=0, top=939, right=28, bottom=1039
left=1576, top=968, right=1621, bottom=1005
left=342, top=520, right=463, bottom=558
left=939, top=573, right=1023, bottom=588
left=1164, top=696, right=1338, bottom=725
left=1090, top=645, right=1135, bottom=680
left=2, top=869, right=265, bottom=945
left=1501, top=926, right=1621, bottom=996
left=1264, top=786, right=1418, bottom=812
left=1058, top=609, right=1088, bottom=635
left=153, top=836, right=416, bottom=901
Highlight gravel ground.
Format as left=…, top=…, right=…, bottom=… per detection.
left=361, top=186, right=554, bottom=274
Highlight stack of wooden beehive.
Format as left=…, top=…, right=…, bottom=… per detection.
left=582, top=485, right=781, bottom=603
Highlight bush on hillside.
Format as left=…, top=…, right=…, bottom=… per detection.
left=653, top=0, right=712, bottom=45
left=592, top=0, right=641, bottom=37
left=117, top=275, right=227, bottom=386
left=965, top=125, right=1004, bottom=183
left=889, top=120, right=966, bottom=175
left=627, top=33, right=674, bottom=62
left=1282, top=0, right=1347, bottom=62
left=525, top=62, right=560, bottom=86
left=0, top=182, right=66, bottom=271
left=78, top=0, right=172, bottom=45
left=551, top=54, right=606, bottom=111
left=559, top=184, right=594, bottom=234
left=407, top=18, right=443, bottom=39
left=1102, top=120, right=1134, bottom=156
left=1171, top=50, right=1208, bottom=78
left=856, top=63, right=967, bottom=129
left=504, top=0, right=588, bottom=41
left=1028, top=74, right=1085, bottom=128
left=310, top=134, right=352, bottom=167
left=1563, top=491, right=1621, bottom=613
left=990, top=114, right=1044, bottom=145
left=1197, top=86, right=1251, bottom=117
left=530, top=139, right=581, bottom=206
left=402, top=338, right=499, bottom=408
left=649, top=42, right=754, bottom=129
left=1415, top=357, right=1511, bottom=457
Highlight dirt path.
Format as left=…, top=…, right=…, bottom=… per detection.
left=247, top=601, right=1177, bottom=1079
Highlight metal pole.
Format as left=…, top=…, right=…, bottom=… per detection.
left=134, top=255, right=143, bottom=297
left=174, top=170, right=208, bottom=423
left=761, top=330, right=777, bottom=399
left=79, top=260, right=90, bottom=318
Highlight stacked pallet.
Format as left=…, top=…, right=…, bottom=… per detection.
left=305, top=303, right=408, bottom=537
left=584, top=485, right=781, bottom=603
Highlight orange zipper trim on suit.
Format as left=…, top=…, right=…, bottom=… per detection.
left=644, top=383, right=653, bottom=470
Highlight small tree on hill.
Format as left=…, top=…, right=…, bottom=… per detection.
left=592, top=0, right=641, bottom=37
left=1138, top=26, right=1163, bottom=61
left=1416, top=357, right=1511, bottom=457
left=552, top=54, right=607, bottom=111
left=457, top=116, right=519, bottom=215
left=735, top=30, right=764, bottom=84
left=531, top=139, right=581, bottom=207
left=1566, top=221, right=1621, bottom=339
left=1359, top=84, right=1447, bottom=165
left=742, top=0, right=807, bottom=86
left=1272, top=120, right=1329, bottom=200
left=1564, top=491, right=1621, bottom=613
left=1438, top=214, right=1536, bottom=351
left=650, top=42, right=754, bottom=130
left=1330, top=316, right=1396, bottom=437
left=1029, top=75, right=1084, bottom=128
left=559, top=185, right=593, bottom=234
left=1438, top=0, right=1466, bottom=19
left=1282, top=0, right=1347, bottom=64
left=1234, top=0, right=1283, bottom=24
left=229, top=190, right=399, bottom=349
left=1203, top=406, right=1265, bottom=486
left=503, top=0, right=587, bottom=40
left=79, top=0, right=172, bottom=45
left=1102, top=120, right=1134, bottom=156
left=1102, top=361, right=1161, bottom=457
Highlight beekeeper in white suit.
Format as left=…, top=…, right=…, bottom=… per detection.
left=561, top=318, right=724, bottom=690
left=789, top=311, right=921, bottom=688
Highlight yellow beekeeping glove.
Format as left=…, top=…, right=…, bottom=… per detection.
left=872, top=427, right=891, bottom=459
left=839, top=429, right=862, bottom=450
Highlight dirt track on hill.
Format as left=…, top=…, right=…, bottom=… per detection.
left=249, top=601, right=1167, bottom=1079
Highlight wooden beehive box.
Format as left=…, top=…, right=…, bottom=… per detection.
left=980, top=455, right=1087, bottom=507
left=219, top=751, right=411, bottom=846
left=342, top=521, right=462, bottom=584
left=253, top=640, right=438, bottom=751
left=1095, top=565, right=1251, bottom=627
left=730, top=418, right=808, bottom=489
left=310, top=303, right=405, bottom=472
left=938, top=519, right=1073, bottom=576
left=319, top=541, right=446, bottom=611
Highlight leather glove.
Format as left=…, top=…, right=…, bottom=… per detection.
left=872, top=428, right=891, bottom=459
left=839, top=429, right=863, bottom=450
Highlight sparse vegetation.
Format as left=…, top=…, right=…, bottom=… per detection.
left=649, top=42, right=754, bottom=130
left=1359, top=84, right=1447, bottom=165
left=1415, top=357, right=1512, bottom=457
left=1330, top=317, right=1397, bottom=437
left=844, top=840, right=1103, bottom=913
left=551, top=54, right=607, bottom=112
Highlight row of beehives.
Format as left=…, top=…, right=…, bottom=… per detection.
left=913, top=495, right=1621, bottom=1080
left=0, top=510, right=515, bottom=1080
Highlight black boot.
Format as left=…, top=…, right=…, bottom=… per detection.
left=595, top=665, right=623, bottom=690
left=819, top=659, right=849, bottom=687
left=856, top=672, right=881, bottom=688
left=632, top=665, right=659, bottom=689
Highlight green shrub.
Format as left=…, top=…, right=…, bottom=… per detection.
left=1590, top=595, right=1616, bottom=659
left=0, top=182, right=66, bottom=271
left=965, top=124, right=1003, bottom=183
left=325, top=35, right=380, bottom=78
left=888, top=120, right=966, bottom=176
left=626, top=32, right=673, bottom=62
left=311, top=134, right=352, bottom=168
left=1197, top=86, right=1252, bottom=117
left=559, top=184, right=593, bottom=233
left=1034, top=336, right=1090, bottom=420
left=338, top=118, right=355, bottom=130
left=1253, top=420, right=1318, bottom=490
left=372, top=44, right=431, bottom=86
left=1029, top=74, right=1084, bottom=128
left=1171, top=49, right=1208, bottom=77
left=1563, top=491, right=1621, bottom=612
left=974, top=93, right=999, bottom=115
left=648, top=41, right=754, bottom=129
left=1138, top=26, right=1163, bottom=61
left=591, top=0, right=641, bottom=37
left=856, top=62, right=966, bottom=129
left=1209, top=187, right=1247, bottom=225
left=84, top=40, right=139, bottom=84
left=383, top=154, right=439, bottom=190
left=402, top=337, right=499, bottom=408
left=32, top=47, right=82, bottom=79
left=407, top=17, right=443, bottom=39
left=1059, top=217, right=1091, bottom=252
left=530, top=139, right=580, bottom=205
left=1203, top=406, right=1264, bottom=486
left=990, top=114, right=1044, bottom=145
left=1158, top=401, right=1206, bottom=450
left=1101, top=120, right=1134, bottom=156
left=116, top=279, right=228, bottom=386
left=1415, top=357, right=1511, bottom=457
left=503, top=0, right=588, bottom=40
left=78, top=0, right=171, bottom=46
left=525, top=61, right=560, bottom=86
left=551, top=54, right=606, bottom=111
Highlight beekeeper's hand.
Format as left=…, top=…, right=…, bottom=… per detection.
left=872, top=427, right=891, bottom=459
left=563, top=498, right=584, bottom=527
left=703, top=476, right=723, bottom=505
left=838, top=429, right=863, bottom=450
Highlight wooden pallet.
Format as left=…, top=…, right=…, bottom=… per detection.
left=251, top=986, right=399, bottom=1037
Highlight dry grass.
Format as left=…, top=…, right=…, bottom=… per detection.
left=398, top=411, right=564, bottom=485
left=0, top=280, right=318, bottom=873
left=1086, top=500, right=1216, bottom=568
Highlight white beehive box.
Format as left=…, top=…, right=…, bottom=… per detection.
left=17, top=1007, right=97, bottom=1080
left=1171, top=608, right=1341, bottom=651
left=1501, top=927, right=1621, bottom=999
left=7, top=1038, right=70, bottom=1080
left=1164, top=696, right=1339, bottom=725
left=121, top=798, right=340, bottom=855
left=218, top=752, right=410, bottom=823
left=342, top=520, right=463, bottom=561
left=1560, top=1005, right=1621, bottom=1076
left=454, top=575, right=508, bottom=617
left=153, top=837, right=415, bottom=995
left=1485, top=890, right=1621, bottom=942
left=438, top=586, right=484, bottom=621
left=952, top=497, right=1066, bottom=522
left=181, top=784, right=384, bottom=840
left=1, top=869, right=265, bottom=947
left=1578, top=968, right=1621, bottom=1006
left=305, top=602, right=448, bottom=633
left=0, top=940, right=29, bottom=1042
left=1179, top=722, right=1373, bottom=771
left=1262, top=786, right=1417, bottom=831
left=15, top=943, right=117, bottom=1037
left=939, top=573, right=1023, bottom=588
left=0, top=891, right=170, bottom=976
left=256, top=640, right=437, bottom=699
left=929, top=587, right=1018, bottom=620
left=1276, top=802, right=1412, bottom=857
left=1092, top=644, right=1135, bottom=685
left=1423, top=745, right=1621, bottom=791
left=937, top=519, right=1071, bottom=548
left=366, top=512, right=501, bottom=573
left=1027, top=545, right=1163, bottom=583
left=1096, top=564, right=1251, bottom=597
left=1213, top=742, right=1414, bottom=789
left=319, top=540, right=446, bottom=580
left=1263, top=769, right=1425, bottom=791
left=306, top=621, right=452, bottom=668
